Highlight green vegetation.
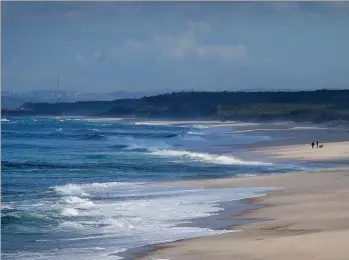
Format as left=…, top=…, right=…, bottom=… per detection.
left=6, top=89, right=349, bottom=123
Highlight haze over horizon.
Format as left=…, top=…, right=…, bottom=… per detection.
left=2, top=1, right=349, bottom=93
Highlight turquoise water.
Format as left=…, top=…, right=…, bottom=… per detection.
left=1, top=117, right=304, bottom=259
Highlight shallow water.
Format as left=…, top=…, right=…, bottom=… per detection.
left=1, top=117, right=307, bottom=259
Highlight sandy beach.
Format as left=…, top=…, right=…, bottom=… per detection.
left=137, top=138, right=349, bottom=260
left=254, top=141, right=349, bottom=162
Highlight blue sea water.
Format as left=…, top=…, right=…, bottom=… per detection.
left=1, top=117, right=305, bottom=260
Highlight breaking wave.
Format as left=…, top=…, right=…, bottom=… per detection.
left=150, top=149, right=272, bottom=166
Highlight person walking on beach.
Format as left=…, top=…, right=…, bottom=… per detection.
left=311, top=142, right=314, bottom=149
left=316, top=141, right=319, bottom=148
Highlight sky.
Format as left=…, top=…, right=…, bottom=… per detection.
left=1, top=1, right=349, bottom=93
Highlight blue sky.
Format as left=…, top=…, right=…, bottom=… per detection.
left=2, top=1, right=349, bottom=92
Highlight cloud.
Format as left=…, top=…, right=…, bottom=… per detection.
left=106, top=22, right=246, bottom=62
left=74, top=53, right=87, bottom=65
left=196, top=45, right=247, bottom=61
left=270, top=2, right=300, bottom=12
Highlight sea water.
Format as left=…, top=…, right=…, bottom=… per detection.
left=1, top=117, right=303, bottom=259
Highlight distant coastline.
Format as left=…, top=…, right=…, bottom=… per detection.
left=2, top=89, right=349, bottom=123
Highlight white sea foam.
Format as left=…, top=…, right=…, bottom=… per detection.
left=134, top=122, right=171, bottom=126
left=52, top=181, right=275, bottom=236
left=1, top=118, right=10, bottom=122
left=2, top=248, right=125, bottom=260
left=1, top=204, right=14, bottom=210
left=53, top=183, right=89, bottom=197
left=52, top=182, right=146, bottom=198
left=63, top=196, right=90, bottom=204
left=150, top=149, right=272, bottom=166
left=61, top=208, right=79, bottom=217
left=187, top=131, right=205, bottom=135
left=61, top=196, right=94, bottom=209
left=10, top=181, right=277, bottom=260
left=192, top=124, right=208, bottom=129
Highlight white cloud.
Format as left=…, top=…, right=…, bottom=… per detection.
left=106, top=22, right=246, bottom=62
left=74, top=53, right=87, bottom=65
left=270, top=2, right=300, bottom=12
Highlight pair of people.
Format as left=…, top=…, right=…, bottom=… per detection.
left=311, top=141, right=319, bottom=149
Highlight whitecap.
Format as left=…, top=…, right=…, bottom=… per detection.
left=61, top=196, right=94, bottom=209
left=192, top=124, right=208, bottom=129
left=52, top=183, right=89, bottom=197
left=150, top=149, right=272, bottom=166
left=1, top=204, right=14, bottom=210
left=187, top=131, right=205, bottom=135
left=61, top=208, right=79, bottom=217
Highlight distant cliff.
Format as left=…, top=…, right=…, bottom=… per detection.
left=4, top=89, right=349, bottom=123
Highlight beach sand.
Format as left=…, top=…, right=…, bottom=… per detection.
left=138, top=167, right=349, bottom=260
left=137, top=137, right=349, bottom=260
left=254, top=141, right=349, bottom=162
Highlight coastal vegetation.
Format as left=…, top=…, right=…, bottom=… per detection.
left=4, top=89, right=349, bottom=123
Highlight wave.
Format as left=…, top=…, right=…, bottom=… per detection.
left=61, top=208, right=79, bottom=217
left=1, top=118, right=10, bottom=122
left=1, top=212, right=50, bottom=225
left=134, top=122, right=171, bottom=126
left=2, top=160, right=117, bottom=170
left=107, top=136, right=171, bottom=151
left=52, top=181, right=144, bottom=197
left=150, top=149, right=272, bottom=166
left=1, top=204, right=15, bottom=210
left=178, top=134, right=205, bottom=141
left=80, top=133, right=106, bottom=141
left=109, top=131, right=180, bottom=139
left=2, top=159, right=168, bottom=170
left=192, top=124, right=208, bottom=129
left=187, top=131, right=205, bottom=135
left=3, top=129, right=106, bottom=141
left=49, top=182, right=275, bottom=250
left=2, top=160, right=77, bottom=169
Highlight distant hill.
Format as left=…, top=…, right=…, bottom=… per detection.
left=1, top=90, right=163, bottom=109
left=3, top=89, right=349, bottom=123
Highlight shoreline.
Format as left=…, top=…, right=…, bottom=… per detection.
left=119, top=198, right=263, bottom=260
left=135, top=166, right=349, bottom=260
left=127, top=122, right=349, bottom=260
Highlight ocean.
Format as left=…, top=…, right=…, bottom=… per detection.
left=1, top=117, right=305, bottom=260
